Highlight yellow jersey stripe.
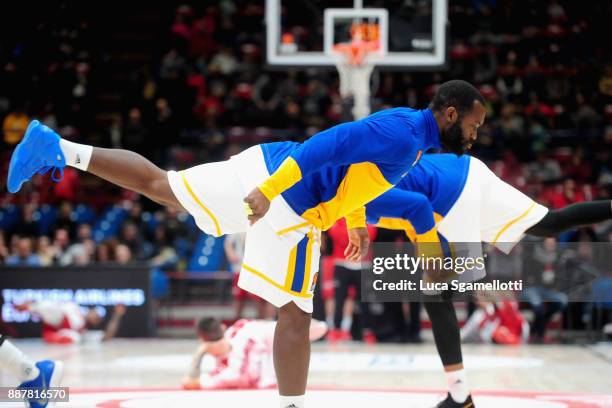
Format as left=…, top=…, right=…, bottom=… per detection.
left=375, top=212, right=445, bottom=243
left=493, top=202, right=536, bottom=244
left=180, top=171, right=221, bottom=236
left=242, top=263, right=314, bottom=299
left=258, top=157, right=303, bottom=201
left=345, top=206, right=366, bottom=229
left=300, top=162, right=393, bottom=231
left=277, top=221, right=310, bottom=236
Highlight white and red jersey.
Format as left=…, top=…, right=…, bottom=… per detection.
left=28, top=301, right=85, bottom=344
left=201, top=319, right=276, bottom=389
left=461, top=301, right=529, bottom=345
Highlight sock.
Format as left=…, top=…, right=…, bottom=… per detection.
left=446, top=368, right=469, bottom=403
left=325, top=316, right=334, bottom=329
left=59, top=139, right=93, bottom=171
left=0, top=337, right=39, bottom=382
left=279, top=395, right=304, bottom=408
left=340, top=316, right=352, bottom=332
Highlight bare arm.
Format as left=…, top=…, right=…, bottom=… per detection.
left=102, top=304, right=126, bottom=341
left=182, top=343, right=209, bottom=389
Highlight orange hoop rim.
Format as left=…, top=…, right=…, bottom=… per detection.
left=332, top=40, right=381, bottom=66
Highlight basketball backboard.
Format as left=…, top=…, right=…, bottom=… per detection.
left=266, top=0, right=447, bottom=68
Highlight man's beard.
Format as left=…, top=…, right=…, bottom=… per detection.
left=440, top=121, right=469, bottom=155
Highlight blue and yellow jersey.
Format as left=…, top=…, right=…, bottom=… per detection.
left=366, top=153, right=471, bottom=241
left=258, top=108, right=440, bottom=231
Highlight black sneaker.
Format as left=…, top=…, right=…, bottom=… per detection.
left=435, top=393, right=475, bottom=408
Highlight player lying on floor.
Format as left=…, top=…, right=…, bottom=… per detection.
left=365, top=152, right=612, bottom=408
left=14, top=301, right=127, bottom=344
left=460, top=300, right=529, bottom=345
left=181, top=318, right=328, bottom=390
left=7, top=79, right=486, bottom=408
left=0, top=334, right=63, bottom=408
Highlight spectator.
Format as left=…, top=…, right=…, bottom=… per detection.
left=160, top=207, right=191, bottom=242
left=36, top=236, right=55, bottom=267
left=53, top=167, right=80, bottom=202
left=11, top=204, right=40, bottom=239
left=2, top=110, right=29, bottom=146
left=122, top=107, right=150, bottom=155
left=95, top=240, right=116, bottom=263
left=0, top=230, right=9, bottom=263
left=114, top=244, right=133, bottom=265
left=527, top=152, right=562, bottom=183
left=572, top=93, right=601, bottom=130
left=120, top=221, right=152, bottom=260
left=125, top=203, right=148, bottom=237
left=6, top=237, right=41, bottom=266
left=51, top=202, right=77, bottom=240
left=50, top=228, right=71, bottom=264
left=150, top=226, right=178, bottom=269
left=61, top=226, right=94, bottom=266
left=548, top=179, right=586, bottom=209
left=521, top=237, right=568, bottom=343
left=75, top=224, right=93, bottom=243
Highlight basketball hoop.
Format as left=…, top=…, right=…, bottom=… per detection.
left=331, top=22, right=384, bottom=120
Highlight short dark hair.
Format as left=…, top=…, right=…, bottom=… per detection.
left=430, top=80, right=485, bottom=115
left=197, top=317, right=223, bottom=341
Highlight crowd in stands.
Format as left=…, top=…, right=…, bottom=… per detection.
left=0, top=201, right=196, bottom=269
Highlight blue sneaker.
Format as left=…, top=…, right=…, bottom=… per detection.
left=18, top=360, right=64, bottom=408
left=7, top=120, right=65, bottom=193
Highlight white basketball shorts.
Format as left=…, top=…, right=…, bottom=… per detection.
left=167, top=146, right=320, bottom=313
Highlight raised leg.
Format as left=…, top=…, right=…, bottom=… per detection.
left=87, top=147, right=181, bottom=209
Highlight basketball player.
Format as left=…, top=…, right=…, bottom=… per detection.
left=461, top=300, right=529, bottom=345
left=325, top=218, right=377, bottom=342
left=182, top=317, right=327, bottom=390
left=0, top=334, right=63, bottom=408
left=7, top=80, right=486, bottom=408
left=365, top=152, right=612, bottom=407
left=14, top=301, right=126, bottom=344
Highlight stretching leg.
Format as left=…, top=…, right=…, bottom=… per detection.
left=87, top=147, right=181, bottom=209
left=526, top=201, right=611, bottom=236
left=424, top=300, right=463, bottom=368
left=424, top=297, right=471, bottom=403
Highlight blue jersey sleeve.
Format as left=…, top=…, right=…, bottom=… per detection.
left=366, top=188, right=436, bottom=234
left=290, top=116, right=414, bottom=174
left=258, top=112, right=417, bottom=201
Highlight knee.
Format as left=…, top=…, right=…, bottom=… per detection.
left=278, top=302, right=311, bottom=336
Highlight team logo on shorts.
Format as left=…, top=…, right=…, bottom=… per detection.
left=310, top=272, right=319, bottom=292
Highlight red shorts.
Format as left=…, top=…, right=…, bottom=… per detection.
left=321, top=257, right=335, bottom=301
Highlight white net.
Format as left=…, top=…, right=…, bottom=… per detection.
left=334, top=55, right=376, bottom=120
